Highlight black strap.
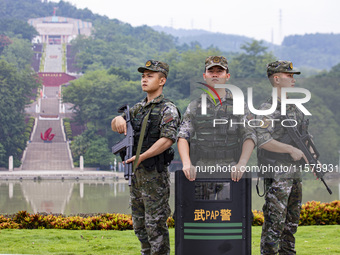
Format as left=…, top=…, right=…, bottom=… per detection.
left=133, top=104, right=156, bottom=171
left=256, top=176, right=266, bottom=197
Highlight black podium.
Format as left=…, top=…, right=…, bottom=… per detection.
left=175, top=170, right=252, bottom=255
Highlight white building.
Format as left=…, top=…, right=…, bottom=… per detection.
left=28, top=16, right=92, bottom=44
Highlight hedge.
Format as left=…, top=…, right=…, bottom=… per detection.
left=0, top=211, right=134, bottom=230
left=1, top=201, right=339, bottom=230
left=24, top=117, right=35, bottom=141
left=299, top=200, right=340, bottom=225
left=253, top=200, right=340, bottom=226
left=63, top=118, right=73, bottom=141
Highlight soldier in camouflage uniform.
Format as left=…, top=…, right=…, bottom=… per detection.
left=111, top=60, right=181, bottom=255
left=256, top=60, right=308, bottom=254
left=177, top=56, right=256, bottom=183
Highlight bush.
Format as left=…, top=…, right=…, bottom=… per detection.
left=2, top=211, right=134, bottom=230
left=252, top=210, right=264, bottom=226
left=1, top=201, right=338, bottom=230
left=167, top=216, right=175, bottom=228
left=299, top=200, right=340, bottom=225
left=24, top=131, right=31, bottom=141
left=251, top=200, right=340, bottom=226
left=63, top=118, right=73, bottom=141
left=24, top=117, right=35, bottom=142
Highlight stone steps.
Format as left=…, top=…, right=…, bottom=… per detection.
left=33, top=118, right=64, bottom=143
left=21, top=142, right=72, bottom=170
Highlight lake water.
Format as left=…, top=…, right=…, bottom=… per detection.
left=0, top=176, right=339, bottom=215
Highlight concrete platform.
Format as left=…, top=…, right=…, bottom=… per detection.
left=0, top=170, right=125, bottom=181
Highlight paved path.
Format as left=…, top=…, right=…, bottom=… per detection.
left=44, top=44, right=63, bottom=72
left=21, top=142, right=72, bottom=170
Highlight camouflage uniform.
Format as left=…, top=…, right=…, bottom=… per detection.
left=177, top=56, right=256, bottom=159
left=177, top=57, right=256, bottom=200
left=177, top=89, right=257, bottom=161
left=256, top=60, right=303, bottom=255
left=127, top=61, right=181, bottom=255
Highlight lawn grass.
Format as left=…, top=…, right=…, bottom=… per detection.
left=252, top=225, right=340, bottom=255
left=0, top=226, right=339, bottom=254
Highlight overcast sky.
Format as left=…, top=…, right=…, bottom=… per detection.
left=50, top=0, right=340, bottom=45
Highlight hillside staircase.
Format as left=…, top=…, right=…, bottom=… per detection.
left=21, top=44, right=74, bottom=170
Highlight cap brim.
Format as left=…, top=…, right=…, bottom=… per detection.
left=137, top=67, right=168, bottom=77
left=206, top=64, right=227, bottom=70
left=269, top=70, right=301, bottom=75
left=138, top=67, right=150, bottom=73
left=285, top=70, right=301, bottom=75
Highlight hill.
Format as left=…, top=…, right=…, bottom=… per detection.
left=153, top=26, right=340, bottom=70
left=153, top=26, right=260, bottom=53
left=276, top=33, right=340, bottom=70
left=0, top=0, right=104, bottom=22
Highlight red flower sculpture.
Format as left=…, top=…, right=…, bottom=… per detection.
left=41, top=128, right=55, bottom=141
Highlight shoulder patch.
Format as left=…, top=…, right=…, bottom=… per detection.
left=163, top=113, right=174, bottom=124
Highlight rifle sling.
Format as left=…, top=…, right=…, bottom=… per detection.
left=133, top=104, right=156, bottom=171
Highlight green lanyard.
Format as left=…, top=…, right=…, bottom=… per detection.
left=133, top=104, right=156, bottom=171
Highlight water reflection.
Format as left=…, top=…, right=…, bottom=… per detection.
left=0, top=178, right=338, bottom=215
left=21, top=181, right=74, bottom=214
left=0, top=180, right=131, bottom=215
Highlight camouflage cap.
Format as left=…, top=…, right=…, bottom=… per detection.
left=138, top=60, right=169, bottom=78
left=205, top=56, right=228, bottom=70
left=267, top=60, right=301, bottom=77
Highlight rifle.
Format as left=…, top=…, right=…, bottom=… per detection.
left=112, top=105, right=134, bottom=186
left=284, top=117, right=332, bottom=195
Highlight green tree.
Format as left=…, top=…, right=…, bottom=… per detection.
left=0, top=35, right=12, bottom=55
left=1, top=37, right=33, bottom=70
left=70, top=133, right=91, bottom=160
left=70, top=130, right=115, bottom=169
left=62, top=69, right=142, bottom=138
left=295, top=63, right=340, bottom=164
left=302, top=95, right=339, bottom=164
left=70, top=20, right=177, bottom=74
left=229, top=40, right=276, bottom=78
left=0, top=60, right=40, bottom=167
left=0, top=0, right=103, bottom=22
left=300, top=64, right=340, bottom=127
left=0, top=18, right=38, bottom=41
left=84, top=137, right=115, bottom=169
left=160, top=46, right=223, bottom=109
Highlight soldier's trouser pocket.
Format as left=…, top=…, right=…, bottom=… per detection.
left=131, top=170, right=171, bottom=255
